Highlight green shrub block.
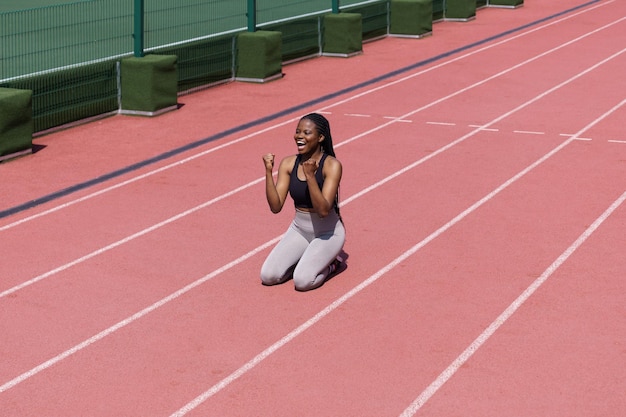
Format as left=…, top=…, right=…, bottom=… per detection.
left=236, top=31, right=283, bottom=82
left=120, top=54, right=178, bottom=115
left=390, top=0, right=433, bottom=37
left=446, top=0, right=476, bottom=20
left=0, top=88, right=33, bottom=161
left=323, top=13, right=362, bottom=57
left=489, top=0, right=523, bottom=7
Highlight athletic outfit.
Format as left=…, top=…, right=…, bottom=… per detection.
left=260, top=154, right=346, bottom=291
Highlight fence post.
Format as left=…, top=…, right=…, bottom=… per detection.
left=332, top=0, right=340, bottom=13
left=247, top=0, right=257, bottom=31
left=133, top=0, right=145, bottom=57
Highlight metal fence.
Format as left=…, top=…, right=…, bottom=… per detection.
left=0, top=0, right=496, bottom=133
left=0, top=0, right=131, bottom=82
left=0, top=0, right=391, bottom=83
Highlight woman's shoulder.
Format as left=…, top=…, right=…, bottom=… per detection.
left=322, top=155, right=342, bottom=178
left=278, top=154, right=297, bottom=171
left=323, top=154, right=341, bottom=168
left=281, top=154, right=297, bottom=165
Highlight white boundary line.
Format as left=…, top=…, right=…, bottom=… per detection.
left=0, top=1, right=615, bottom=233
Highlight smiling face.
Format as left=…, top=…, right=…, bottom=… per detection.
left=294, top=119, right=324, bottom=155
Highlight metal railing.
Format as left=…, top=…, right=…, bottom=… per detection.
left=0, top=0, right=497, bottom=133
left=1, top=0, right=385, bottom=83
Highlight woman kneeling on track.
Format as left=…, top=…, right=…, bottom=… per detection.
left=260, top=113, right=346, bottom=291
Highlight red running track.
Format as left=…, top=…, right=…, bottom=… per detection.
left=1, top=1, right=625, bottom=416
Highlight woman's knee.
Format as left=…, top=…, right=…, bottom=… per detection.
left=260, top=263, right=294, bottom=286
left=293, top=271, right=323, bottom=291
left=260, top=267, right=284, bottom=286
left=260, top=273, right=280, bottom=286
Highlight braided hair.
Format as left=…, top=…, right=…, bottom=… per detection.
left=300, top=113, right=342, bottom=220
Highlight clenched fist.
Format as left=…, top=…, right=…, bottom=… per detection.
left=262, top=153, right=275, bottom=171
left=301, top=158, right=319, bottom=178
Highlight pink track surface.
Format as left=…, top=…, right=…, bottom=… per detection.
left=1, top=1, right=625, bottom=416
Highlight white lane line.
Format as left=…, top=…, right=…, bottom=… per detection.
left=399, top=189, right=626, bottom=417
left=1, top=5, right=618, bottom=232
left=608, top=139, right=626, bottom=144
left=469, top=125, right=499, bottom=132
left=384, top=116, right=412, bottom=122
left=560, top=133, right=592, bottom=140
left=514, top=130, right=545, bottom=135
left=427, top=121, right=456, bottom=126
left=398, top=98, right=626, bottom=417
left=345, top=113, right=372, bottom=118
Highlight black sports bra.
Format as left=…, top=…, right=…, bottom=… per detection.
left=289, top=154, right=328, bottom=209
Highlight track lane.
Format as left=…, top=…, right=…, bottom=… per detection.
left=3, top=10, right=620, bottom=386
left=2, top=1, right=620, bottom=414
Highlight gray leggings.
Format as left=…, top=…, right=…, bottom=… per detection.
left=260, top=208, right=346, bottom=291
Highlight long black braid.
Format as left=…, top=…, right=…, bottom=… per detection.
left=300, top=113, right=342, bottom=220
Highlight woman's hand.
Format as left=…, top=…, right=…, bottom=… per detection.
left=301, top=158, right=318, bottom=178
left=262, top=153, right=275, bottom=171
